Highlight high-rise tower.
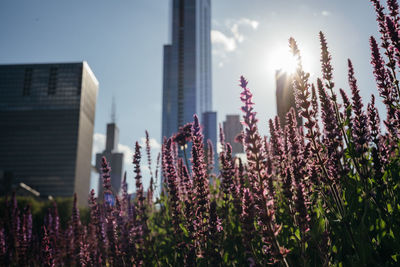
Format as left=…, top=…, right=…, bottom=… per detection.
left=0, top=62, right=98, bottom=206
left=276, top=70, right=302, bottom=127
left=162, top=0, right=215, bottom=146
left=95, top=122, right=124, bottom=197
left=223, top=115, right=244, bottom=155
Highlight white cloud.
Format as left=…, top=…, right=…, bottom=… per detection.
left=211, top=17, right=259, bottom=57
left=230, top=24, right=244, bottom=43
left=236, top=18, right=259, bottom=30
left=92, top=133, right=106, bottom=161
left=228, top=18, right=259, bottom=44
left=140, top=137, right=161, bottom=149
left=118, top=143, right=134, bottom=166
left=321, top=10, right=331, bottom=16
left=211, top=30, right=237, bottom=52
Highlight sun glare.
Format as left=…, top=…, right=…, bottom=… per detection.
left=267, top=43, right=314, bottom=76
left=269, top=46, right=298, bottom=74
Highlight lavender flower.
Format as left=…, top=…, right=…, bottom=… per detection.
left=0, top=227, right=5, bottom=264
left=348, top=59, right=371, bottom=156
left=220, top=143, right=235, bottom=201
left=385, top=16, right=400, bottom=67
left=318, top=78, right=342, bottom=181
left=290, top=38, right=320, bottom=148
left=101, top=156, right=112, bottom=200
left=88, top=189, right=105, bottom=265
left=370, top=36, right=400, bottom=135
left=269, top=117, right=285, bottom=171
left=371, top=0, right=397, bottom=69
left=240, top=188, right=255, bottom=259
left=388, top=0, right=400, bottom=22
left=173, top=122, right=193, bottom=148
left=41, top=226, right=54, bottom=267
left=190, top=115, right=210, bottom=256
left=368, top=95, right=385, bottom=177
left=133, top=141, right=145, bottom=219
left=207, top=200, right=222, bottom=264
left=163, top=138, right=182, bottom=237
left=145, top=130, right=154, bottom=186
left=239, top=76, right=289, bottom=266
left=72, top=193, right=82, bottom=265
left=319, top=31, right=335, bottom=94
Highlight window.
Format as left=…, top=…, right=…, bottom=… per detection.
left=23, top=68, right=33, bottom=96
left=48, top=67, right=58, bottom=95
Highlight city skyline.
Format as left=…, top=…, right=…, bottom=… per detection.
left=0, top=0, right=383, bottom=192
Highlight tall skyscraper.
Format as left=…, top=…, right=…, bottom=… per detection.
left=276, top=70, right=302, bottom=127
left=95, top=122, right=124, bottom=197
left=0, top=62, right=98, bottom=206
left=223, top=115, right=244, bottom=155
left=162, top=0, right=216, bottom=156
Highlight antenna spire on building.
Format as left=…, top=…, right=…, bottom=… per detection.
left=111, top=95, right=116, bottom=123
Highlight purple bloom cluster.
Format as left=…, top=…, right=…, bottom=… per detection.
left=1, top=1, right=400, bottom=265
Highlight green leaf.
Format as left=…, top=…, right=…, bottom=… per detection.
left=387, top=203, right=393, bottom=213
left=295, top=228, right=301, bottom=240
left=392, top=254, right=398, bottom=262
left=179, top=223, right=189, bottom=237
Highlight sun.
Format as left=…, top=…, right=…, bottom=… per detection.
left=267, top=43, right=314, bottom=76
left=268, top=46, right=298, bottom=74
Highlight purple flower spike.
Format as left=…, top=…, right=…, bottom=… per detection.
left=191, top=114, right=210, bottom=256
left=319, top=31, right=335, bottom=94
left=133, top=141, right=145, bottom=219
left=173, top=122, right=193, bottom=148
left=41, top=226, right=55, bottom=267
left=164, top=138, right=182, bottom=236
left=348, top=59, right=371, bottom=156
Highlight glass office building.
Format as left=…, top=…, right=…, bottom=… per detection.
left=162, top=0, right=217, bottom=172
left=0, top=62, right=98, bottom=206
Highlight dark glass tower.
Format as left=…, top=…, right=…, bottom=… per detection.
left=162, top=0, right=216, bottom=156
left=276, top=70, right=302, bottom=127
left=0, top=62, right=98, bottom=206
left=95, top=122, right=124, bottom=197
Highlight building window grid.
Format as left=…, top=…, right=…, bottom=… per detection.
left=23, top=68, right=33, bottom=96
left=48, top=67, right=58, bottom=95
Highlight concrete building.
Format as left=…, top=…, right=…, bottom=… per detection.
left=202, top=111, right=218, bottom=170
left=162, top=0, right=217, bottom=171
left=223, top=115, right=244, bottom=155
left=0, top=62, right=98, bottom=206
left=276, top=70, right=302, bottom=127
left=95, top=122, right=124, bottom=197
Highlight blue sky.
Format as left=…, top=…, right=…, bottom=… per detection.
left=0, top=0, right=384, bottom=192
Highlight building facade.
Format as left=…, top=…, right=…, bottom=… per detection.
left=223, top=115, right=244, bottom=155
left=162, top=0, right=216, bottom=155
left=276, top=70, right=302, bottom=127
left=95, top=122, right=124, bottom=197
left=0, top=62, right=98, bottom=206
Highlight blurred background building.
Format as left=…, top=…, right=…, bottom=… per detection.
left=275, top=69, right=302, bottom=127
left=162, top=0, right=217, bottom=174
left=95, top=121, right=124, bottom=198
left=0, top=62, right=98, bottom=206
left=223, top=114, right=244, bottom=155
